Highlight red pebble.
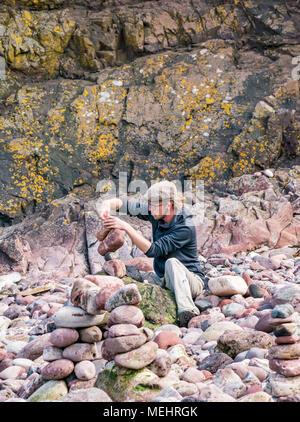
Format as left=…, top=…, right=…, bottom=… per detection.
left=154, top=331, right=183, bottom=350
left=245, top=384, right=262, bottom=395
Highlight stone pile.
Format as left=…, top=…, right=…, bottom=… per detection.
left=102, top=284, right=158, bottom=370
left=265, top=304, right=300, bottom=401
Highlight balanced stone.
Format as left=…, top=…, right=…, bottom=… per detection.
left=43, top=346, right=63, bottom=362
left=41, top=359, right=74, bottom=380
left=107, top=305, right=144, bottom=328
left=114, top=341, right=158, bottom=370
left=103, top=334, right=148, bottom=360
left=74, top=360, right=96, bottom=381
left=266, top=373, right=300, bottom=397
left=79, top=326, right=102, bottom=343
left=107, top=324, right=141, bottom=338
left=50, top=328, right=79, bottom=348
left=105, top=284, right=141, bottom=312
left=53, top=305, right=109, bottom=328
left=70, top=279, right=101, bottom=315
left=268, top=343, right=300, bottom=360
left=62, top=343, right=101, bottom=362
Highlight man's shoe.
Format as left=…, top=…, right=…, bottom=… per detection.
left=178, top=310, right=199, bottom=327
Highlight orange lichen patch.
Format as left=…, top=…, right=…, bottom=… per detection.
left=187, top=156, right=228, bottom=184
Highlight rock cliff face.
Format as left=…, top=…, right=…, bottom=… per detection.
left=0, top=0, right=299, bottom=223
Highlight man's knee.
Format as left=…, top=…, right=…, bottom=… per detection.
left=165, top=257, right=180, bottom=270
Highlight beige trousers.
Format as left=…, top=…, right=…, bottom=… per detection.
left=148, top=257, right=204, bottom=315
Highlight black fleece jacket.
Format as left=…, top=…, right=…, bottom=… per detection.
left=119, top=198, right=205, bottom=280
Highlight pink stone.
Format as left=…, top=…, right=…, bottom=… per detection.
left=123, top=257, right=154, bottom=272
left=269, top=358, right=300, bottom=377
left=248, top=366, right=268, bottom=382
left=84, top=275, right=124, bottom=290
left=181, top=367, right=206, bottom=383
left=275, top=336, right=299, bottom=345
left=103, top=259, right=126, bottom=278
left=153, top=331, right=183, bottom=350
left=107, top=305, right=144, bottom=328
left=107, top=324, right=141, bottom=338
left=41, top=359, right=74, bottom=380
left=103, top=334, right=147, bottom=360
left=68, top=377, right=97, bottom=392
left=98, top=229, right=125, bottom=255
left=50, top=328, right=79, bottom=348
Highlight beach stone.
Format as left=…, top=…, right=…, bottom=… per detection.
left=269, top=358, right=300, bottom=377
left=271, top=304, right=295, bottom=319
left=245, top=347, right=269, bottom=360
left=11, top=358, right=33, bottom=371
left=4, top=304, right=28, bottom=320
left=62, top=343, right=101, bottom=362
left=107, top=324, right=140, bottom=338
left=103, top=334, right=148, bottom=360
left=276, top=335, right=299, bottom=345
left=28, top=380, right=68, bottom=402
left=148, top=349, right=172, bottom=377
left=97, top=287, right=125, bottom=309
left=78, top=326, right=102, bottom=343
left=41, top=359, right=74, bottom=380
left=248, top=284, right=265, bottom=298
left=273, top=285, right=300, bottom=305
left=153, top=331, right=183, bottom=350
left=216, top=328, right=275, bottom=358
left=199, top=321, right=243, bottom=342
left=181, top=367, right=206, bottom=383
left=255, top=311, right=297, bottom=333
left=0, top=365, right=26, bottom=380
left=208, top=276, right=248, bottom=296
left=59, top=387, right=112, bottom=402
left=152, top=386, right=183, bottom=402
left=50, top=328, right=79, bottom=348
left=16, top=333, right=52, bottom=360
left=114, top=341, right=158, bottom=370
left=3, top=340, right=30, bottom=356
left=238, top=392, right=274, bottom=402
left=198, top=353, right=233, bottom=374
left=167, top=344, right=189, bottom=364
left=266, top=373, right=300, bottom=397
left=0, top=316, right=11, bottom=331
left=68, top=377, right=97, bottom=391
left=197, top=384, right=236, bottom=402
left=173, top=381, right=198, bottom=397
left=53, top=305, right=109, bottom=328
left=182, top=331, right=202, bottom=345
left=103, top=259, right=126, bottom=278
left=0, top=303, right=8, bottom=315
left=105, top=284, right=141, bottom=312
left=195, top=299, right=212, bottom=312
left=0, top=343, right=7, bottom=361
left=273, top=323, right=297, bottom=337
left=268, top=343, right=300, bottom=360
left=74, top=361, right=96, bottom=381
left=222, top=303, right=245, bottom=317
left=154, top=325, right=182, bottom=338
left=43, top=346, right=63, bottom=362
left=107, top=305, right=144, bottom=328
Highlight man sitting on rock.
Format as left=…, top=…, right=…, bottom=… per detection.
left=96, top=181, right=206, bottom=327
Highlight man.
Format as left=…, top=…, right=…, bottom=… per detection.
left=96, top=181, right=206, bottom=327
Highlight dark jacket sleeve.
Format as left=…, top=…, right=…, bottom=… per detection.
left=145, top=226, right=192, bottom=257
left=119, top=198, right=151, bottom=221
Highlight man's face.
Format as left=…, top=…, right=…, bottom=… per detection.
left=148, top=200, right=172, bottom=219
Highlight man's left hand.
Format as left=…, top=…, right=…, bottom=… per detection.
left=103, top=216, right=129, bottom=232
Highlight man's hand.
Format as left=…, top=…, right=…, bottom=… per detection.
left=103, top=216, right=129, bottom=232
left=96, top=201, right=111, bottom=220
